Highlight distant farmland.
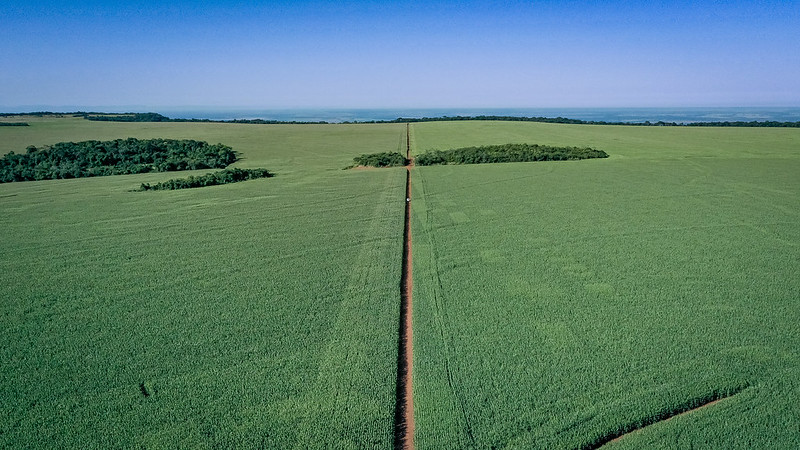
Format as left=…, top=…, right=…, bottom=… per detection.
left=1, top=116, right=798, bottom=448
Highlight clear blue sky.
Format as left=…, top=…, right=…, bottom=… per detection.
left=1, top=0, right=798, bottom=109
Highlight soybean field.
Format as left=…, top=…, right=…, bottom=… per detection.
left=2, top=115, right=799, bottom=448
left=410, top=121, right=800, bottom=448
left=0, top=117, right=407, bottom=447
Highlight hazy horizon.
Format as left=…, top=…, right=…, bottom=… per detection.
left=6, top=106, right=800, bottom=125
left=4, top=104, right=800, bottom=113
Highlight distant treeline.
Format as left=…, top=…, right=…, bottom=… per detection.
left=349, top=115, right=800, bottom=127
left=0, top=122, right=29, bottom=126
left=82, top=112, right=172, bottom=122
left=349, top=152, right=409, bottom=168
left=415, top=144, right=608, bottom=166
left=665, top=120, right=800, bottom=127
left=0, top=138, right=237, bottom=182
left=1, top=112, right=71, bottom=117
left=80, top=112, right=327, bottom=125
left=137, top=168, right=272, bottom=191
left=225, top=118, right=328, bottom=124
left=3, top=111, right=798, bottom=127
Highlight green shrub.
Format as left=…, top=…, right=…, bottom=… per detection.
left=138, top=168, right=272, bottom=191
left=350, top=152, right=409, bottom=168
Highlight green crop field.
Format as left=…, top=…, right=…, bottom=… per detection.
left=2, top=116, right=799, bottom=448
left=0, top=117, right=407, bottom=447
left=410, top=121, right=800, bottom=448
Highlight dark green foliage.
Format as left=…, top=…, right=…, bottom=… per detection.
left=351, top=115, right=598, bottom=125
left=0, top=122, right=28, bottom=126
left=681, top=120, right=800, bottom=127
left=0, top=138, right=238, bottom=182
left=79, top=112, right=328, bottom=124
left=415, top=143, right=608, bottom=166
left=226, top=118, right=329, bottom=124
left=83, top=112, right=171, bottom=122
left=5, top=110, right=796, bottom=127
left=350, top=151, right=409, bottom=168
left=84, top=113, right=800, bottom=127
left=348, top=115, right=800, bottom=127
left=137, top=168, right=272, bottom=191
left=1, top=112, right=72, bottom=117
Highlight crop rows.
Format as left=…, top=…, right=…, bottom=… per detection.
left=410, top=121, right=800, bottom=448
left=2, top=117, right=799, bottom=448
left=0, top=119, right=408, bottom=448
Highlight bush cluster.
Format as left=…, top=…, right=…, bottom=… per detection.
left=83, top=112, right=171, bottom=122
left=0, top=138, right=238, bottom=182
left=415, top=143, right=608, bottom=166
left=0, top=122, right=29, bottom=126
left=350, top=152, right=409, bottom=168
left=138, top=168, right=272, bottom=191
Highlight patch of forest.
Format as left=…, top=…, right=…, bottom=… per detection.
left=348, top=152, right=409, bottom=168
left=137, top=168, right=272, bottom=191
left=0, top=138, right=237, bottom=182
left=80, top=112, right=327, bottom=124
left=82, top=112, right=172, bottom=122
left=415, top=144, right=608, bottom=166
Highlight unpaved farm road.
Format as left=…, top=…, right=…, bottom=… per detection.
left=394, top=123, right=415, bottom=450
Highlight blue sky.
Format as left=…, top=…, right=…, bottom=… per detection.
left=1, top=0, right=798, bottom=109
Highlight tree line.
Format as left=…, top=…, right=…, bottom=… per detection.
left=0, top=138, right=237, bottom=182
left=0, top=112, right=72, bottom=117
left=80, top=112, right=327, bottom=125
left=4, top=111, right=798, bottom=127
left=0, top=122, right=29, bottom=126
left=414, top=144, right=608, bottom=166
left=137, top=168, right=272, bottom=191
left=349, top=152, right=409, bottom=168
left=82, top=112, right=171, bottom=122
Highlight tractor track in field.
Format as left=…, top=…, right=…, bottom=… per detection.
left=394, top=123, right=415, bottom=450
left=589, top=389, right=745, bottom=449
